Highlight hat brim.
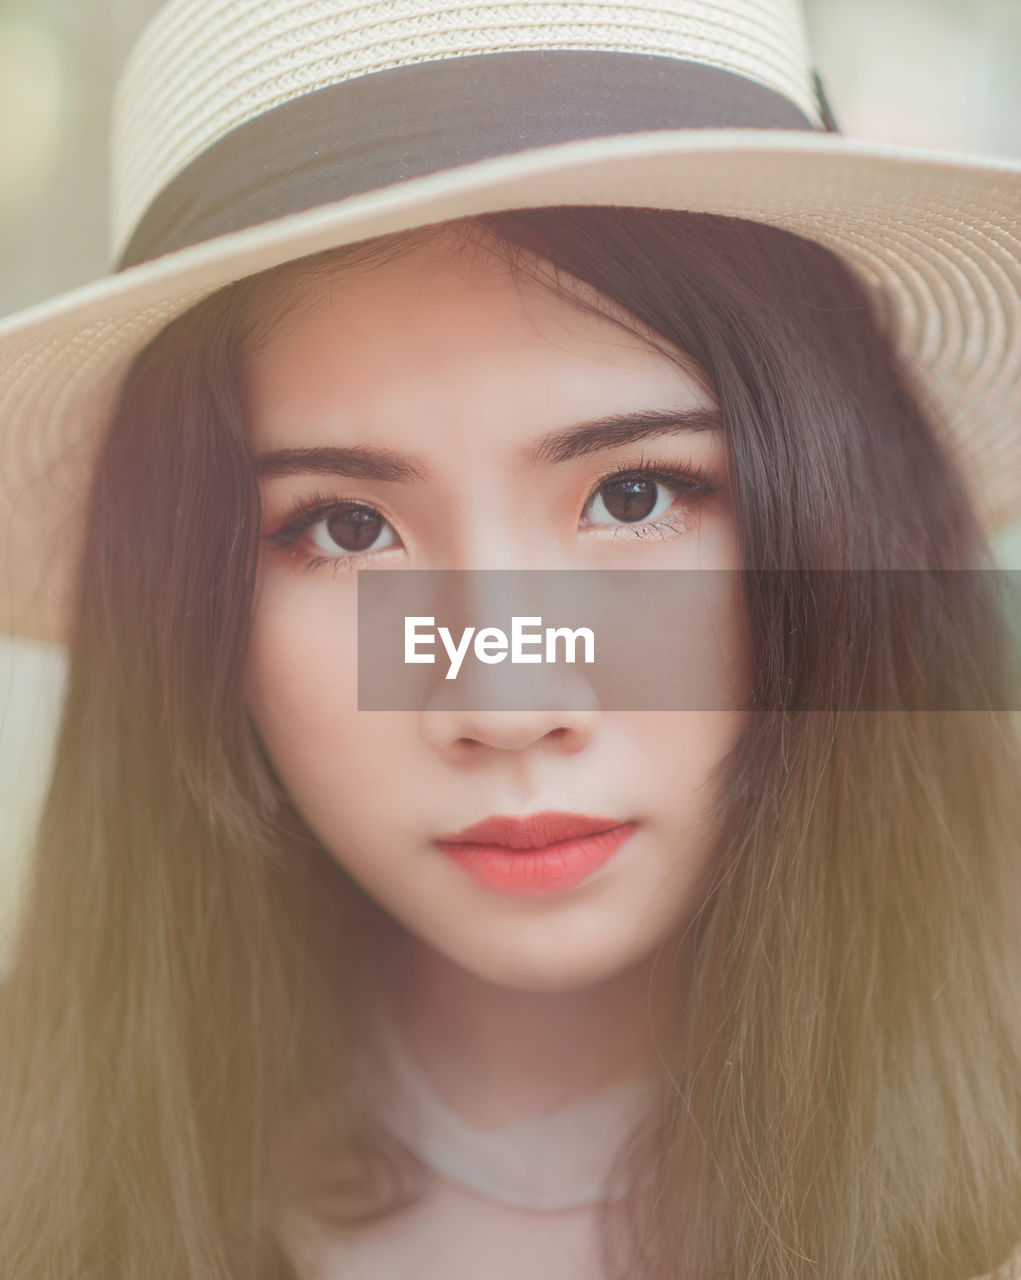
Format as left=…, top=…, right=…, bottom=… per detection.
left=1, top=129, right=1018, bottom=641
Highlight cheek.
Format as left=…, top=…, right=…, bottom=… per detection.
left=637, top=709, right=746, bottom=921
left=633, top=709, right=745, bottom=824
left=243, top=575, right=444, bottom=859
left=244, top=575, right=364, bottom=798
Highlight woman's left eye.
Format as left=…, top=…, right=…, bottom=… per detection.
left=581, top=466, right=714, bottom=528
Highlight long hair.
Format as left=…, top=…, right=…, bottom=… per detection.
left=1, top=208, right=1018, bottom=1279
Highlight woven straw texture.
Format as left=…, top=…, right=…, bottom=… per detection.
left=111, top=0, right=820, bottom=259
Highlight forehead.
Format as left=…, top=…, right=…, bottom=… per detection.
left=242, top=229, right=710, bottom=451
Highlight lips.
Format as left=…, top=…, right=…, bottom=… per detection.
left=436, top=811, right=626, bottom=850
left=434, top=811, right=640, bottom=896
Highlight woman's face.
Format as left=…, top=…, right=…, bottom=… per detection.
left=244, top=230, right=748, bottom=993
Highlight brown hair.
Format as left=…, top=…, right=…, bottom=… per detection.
left=1, top=208, right=1019, bottom=1279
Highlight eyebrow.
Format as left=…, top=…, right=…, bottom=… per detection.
left=255, top=407, right=723, bottom=481
left=533, top=407, right=722, bottom=464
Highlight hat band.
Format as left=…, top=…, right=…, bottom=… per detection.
left=117, top=49, right=817, bottom=270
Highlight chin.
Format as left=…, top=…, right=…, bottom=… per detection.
left=433, top=921, right=659, bottom=995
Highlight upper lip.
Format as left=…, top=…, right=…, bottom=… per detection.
left=435, top=811, right=629, bottom=850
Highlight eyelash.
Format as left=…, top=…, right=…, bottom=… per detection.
left=264, top=458, right=721, bottom=575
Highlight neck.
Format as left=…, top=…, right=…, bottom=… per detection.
left=375, top=917, right=687, bottom=1132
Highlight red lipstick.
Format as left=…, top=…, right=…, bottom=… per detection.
left=434, top=811, right=639, bottom=896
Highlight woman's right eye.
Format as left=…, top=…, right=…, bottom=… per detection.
left=307, top=504, right=398, bottom=555
left=266, top=498, right=400, bottom=566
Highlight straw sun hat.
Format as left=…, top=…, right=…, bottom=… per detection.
left=0, top=0, right=1018, bottom=642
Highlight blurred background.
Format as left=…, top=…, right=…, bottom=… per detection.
left=0, top=0, right=1019, bottom=953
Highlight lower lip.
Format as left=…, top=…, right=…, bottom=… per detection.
left=435, top=822, right=640, bottom=897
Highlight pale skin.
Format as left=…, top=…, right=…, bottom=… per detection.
left=243, top=229, right=748, bottom=1132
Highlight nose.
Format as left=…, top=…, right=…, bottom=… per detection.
left=419, top=642, right=602, bottom=755
left=414, top=565, right=603, bottom=757
left=420, top=698, right=600, bottom=757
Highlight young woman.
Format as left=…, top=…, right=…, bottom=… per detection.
left=0, top=3, right=1018, bottom=1280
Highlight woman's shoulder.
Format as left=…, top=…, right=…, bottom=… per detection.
left=974, top=1242, right=1021, bottom=1280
